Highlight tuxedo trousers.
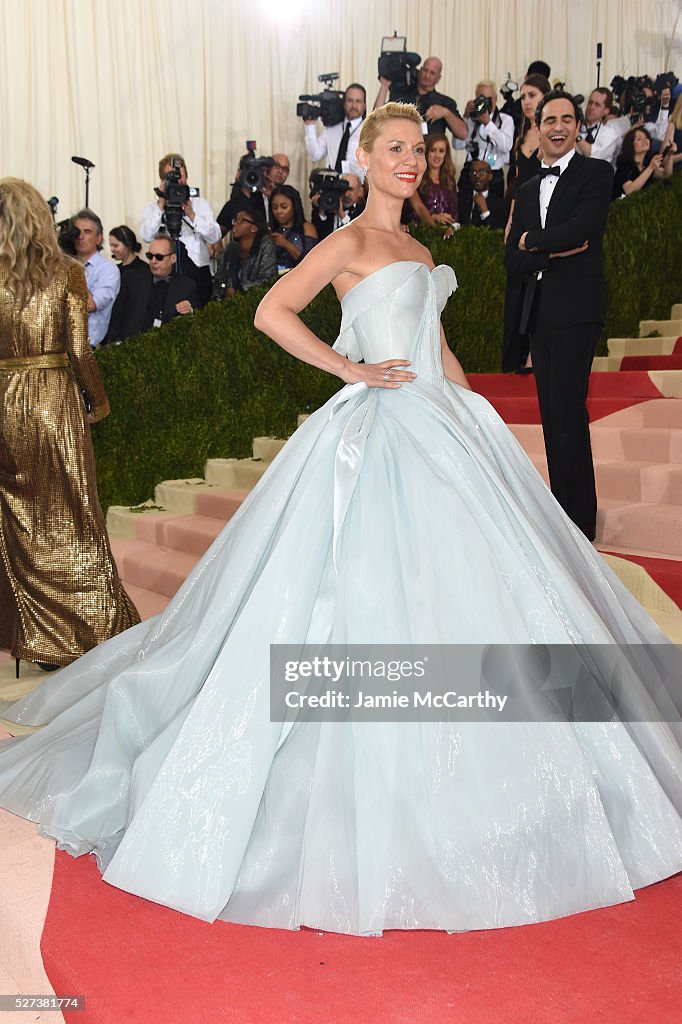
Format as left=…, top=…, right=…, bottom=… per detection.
left=530, top=320, right=600, bottom=541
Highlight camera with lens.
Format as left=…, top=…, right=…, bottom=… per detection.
left=309, top=169, right=349, bottom=215
left=239, top=151, right=274, bottom=193
left=56, top=218, right=79, bottom=257
left=297, top=72, right=345, bottom=127
left=377, top=34, right=421, bottom=100
left=471, top=94, right=494, bottom=120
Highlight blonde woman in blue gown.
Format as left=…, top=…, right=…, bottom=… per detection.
left=0, top=105, right=681, bottom=936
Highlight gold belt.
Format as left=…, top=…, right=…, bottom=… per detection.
left=0, top=353, right=69, bottom=371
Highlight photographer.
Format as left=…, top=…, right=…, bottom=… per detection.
left=140, top=153, right=220, bottom=308
left=212, top=210, right=277, bottom=299
left=304, top=84, right=366, bottom=177
left=455, top=80, right=514, bottom=211
left=217, top=154, right=271, bottom=235
left=311, top=172, right=366, bottom=240
left=575, top=89, right=621, bottom=165
left=373, top=56, right=468, bottom=140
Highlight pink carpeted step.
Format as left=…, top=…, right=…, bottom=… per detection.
left=123, top=583, right=169, bottom=620
left=599, top=399, right=682, bottom=428
left=508, top=424, right=545, bottom=453
left=111, top=537, right=199, bottom=599
left=597, top=500, right=682, bottom=556
left=594, top=461, right=682, bottom=504
left=589, top=426, right=682, bottom=463
left=135, top=514, right=225, bottom=558
left=195, top=487, right=248, bottom=520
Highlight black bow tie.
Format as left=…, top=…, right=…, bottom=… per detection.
left=538, top=166, right=561, bottom=179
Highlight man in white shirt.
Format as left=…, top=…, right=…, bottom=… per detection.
left=304, top=84, right=366, bottom=178
left=576, top=89, right=622, bottom=165
left=140, top=153, right=221, bottom=307
left=455, top=80, right=514, bottom=203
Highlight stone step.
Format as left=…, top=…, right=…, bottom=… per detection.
left=639, top=319, right=682, bottom=338
left=592, top=356, right=623, bottom=372
left=205, top=458, right=269, bottom=489
left=252, top=436, right=287, bottom=461
left=110, top=537, right=199, bottom=599
left=671, top=304, right=682, bottom=320
left=607, top=337, right=679, bottom=357
left=597, top=499, right=682, bottom=557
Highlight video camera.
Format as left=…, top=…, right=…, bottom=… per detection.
left=377, top=34, right=421, bottom=100
left=309, top=169, right=349, bottom=215
left=238, top=142, right=274, bottom=193
left=654, top=71, right=679, bottom=95
left=610, top=75, right=654, bottom=123
left=297, top=73, right=345, bottom=127
left=154, top=157, right=200, bottom=238
left=56, top=218, right=79, bottom=257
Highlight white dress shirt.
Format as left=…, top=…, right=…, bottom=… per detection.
left=454, top=111, right=514, bottom=170
left=83, top=251, right=121, bottom=347
left=580, top=120, right=621, bottom=165
left=649, top=107, right=671, bottom=143
left=304, top=117, right=364, bottom=177
left=539, top=149, right=576, bottom=227
left=140, top=195, right=221, bottom=268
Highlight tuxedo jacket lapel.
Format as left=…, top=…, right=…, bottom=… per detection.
left=545, top=153, right=584, bottom=226
left=525, top=178, right=542, bottom=230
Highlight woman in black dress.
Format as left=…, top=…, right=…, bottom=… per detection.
left=502, top=74, right=550, bottom=374
left=106, top=226, right=151, bottom=342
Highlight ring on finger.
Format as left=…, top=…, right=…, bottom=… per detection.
left=383, top=370, right=391, bottom=381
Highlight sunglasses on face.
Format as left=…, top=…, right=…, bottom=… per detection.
left=147, top=251, right=173, bottom=261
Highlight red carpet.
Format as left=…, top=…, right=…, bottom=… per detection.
left=41, top=852, right=682, bottom=1024
left=468, top=372, right=662, bottom=424
left=604, top=550, right=682, bottom=607
left=621, top=355, right=682, bottom=370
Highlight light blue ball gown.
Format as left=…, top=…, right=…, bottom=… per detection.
left=1, top=261, right=682, bottom=936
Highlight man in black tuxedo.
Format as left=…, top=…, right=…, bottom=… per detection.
left=463, top=160, right=507, bottom=228
left=505, top=91, right=613, bottom=541
left=106, top=236, right=198, bottom=341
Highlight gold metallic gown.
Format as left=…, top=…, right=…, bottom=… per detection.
left=0, top=259, right=139, bottom=666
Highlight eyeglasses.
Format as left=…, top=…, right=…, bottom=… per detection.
left=470, top=168, right=492, bottom=176
left=147, top=251, right=172, bottom=261
left=234, top=217, right=256, bottom=226
left=273, top=162, right=290, bottom=171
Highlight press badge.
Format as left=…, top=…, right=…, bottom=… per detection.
left=153, top=318, right=163, bottom=328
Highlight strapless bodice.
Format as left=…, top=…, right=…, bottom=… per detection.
left=334, top=261, right=457, bottom=388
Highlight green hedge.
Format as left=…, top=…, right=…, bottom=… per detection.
left=93, top=174, right=682, bottom=511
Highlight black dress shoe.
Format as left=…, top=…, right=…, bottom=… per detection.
left=516, top=366, right=534, bottom=375
left=36, top=662, right=60, bottom=672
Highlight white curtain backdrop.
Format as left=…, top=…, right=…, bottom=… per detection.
left=1, top=0, right=680, bottom=239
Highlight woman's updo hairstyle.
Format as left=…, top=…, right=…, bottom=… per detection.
left=359, top=102, right=423, bottom=152
left=109, top=225, right=141, bottom=253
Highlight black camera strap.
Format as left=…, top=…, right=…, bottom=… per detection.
left=471, top=109, right=502, bottom=162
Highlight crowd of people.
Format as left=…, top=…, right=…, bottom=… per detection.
left=57, top=56, right=680, bottom=357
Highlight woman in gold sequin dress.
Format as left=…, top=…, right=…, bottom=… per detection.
left=0, top=178, right=139, bottom=668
